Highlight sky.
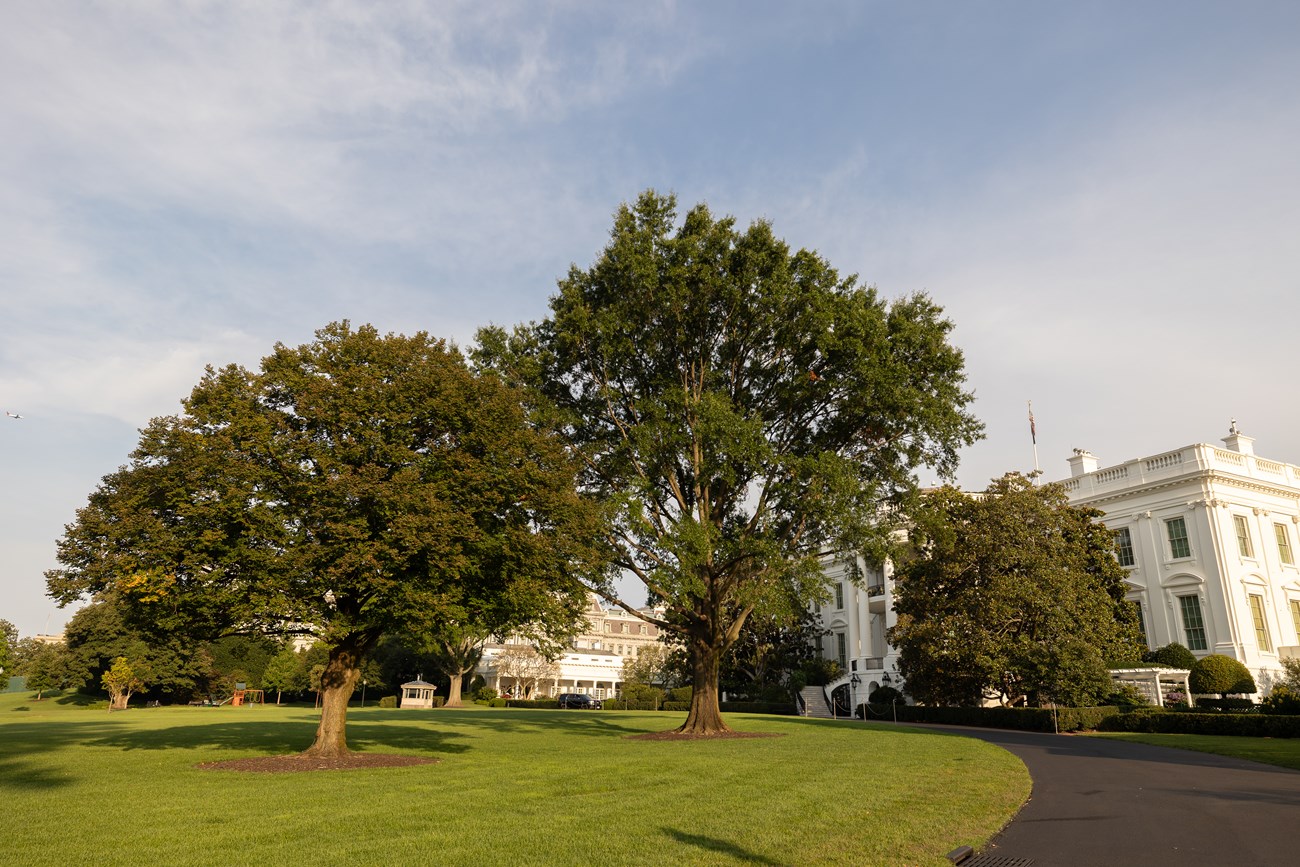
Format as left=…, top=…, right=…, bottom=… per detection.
left=3, top=1, right=1300, bottom=638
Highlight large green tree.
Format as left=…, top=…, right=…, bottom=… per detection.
left=0, top=618, right=14, bottom=691
left=890, top=474, right=1144, bottom=707
left=477, top=191, right=980, bottom=734
left=48, top=322, right=602, bottom=756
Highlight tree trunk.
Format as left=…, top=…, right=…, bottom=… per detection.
left=677, top=635, right=731, bottom=735
left=302, top=642, right=362, bottom=758
left=445, top=672, right=465, bottom=707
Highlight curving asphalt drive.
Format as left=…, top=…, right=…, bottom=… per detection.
left=912, top=724, right=1300, bottom=867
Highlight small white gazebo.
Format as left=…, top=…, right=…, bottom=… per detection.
left=399, top=678, right=439, bottom=709
left=1108, top=668, right=1192, bottom=708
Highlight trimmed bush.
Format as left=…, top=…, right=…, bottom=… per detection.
left=621, top=683, right=664, bottom=706
left=718, top=700, right=796, bottom=716
left=1189, top=655, right=1256, bottom=697
left=1262, top=686, right=1300, bottom=716
left=506, top=698, right=559, bottom=709
left=1193, top=697, right=1256, bottom=713
left=662, top=701, right=690, bottom=712
left=668, top=686, right=693, bottom=704
left=473, top=686, right=498, bottom=702
left=378, top=695, right=397, bottom=709
left=869, top=686, right=904, bottom=704
left=1098, top=710, right=1300, bottom=737
left=868, top=704, right=1119, bottom=733
left=1144, top=642, right=1197, bottom=669
left=606, top=699, right=660, bottom=710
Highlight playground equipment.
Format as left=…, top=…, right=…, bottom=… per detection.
left=231, top=688, right=265, bottom=707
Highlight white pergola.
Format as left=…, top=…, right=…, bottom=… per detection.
left=1108, top=668, right=1191, bottom=707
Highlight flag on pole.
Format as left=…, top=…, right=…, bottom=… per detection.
left=1028, top=404, right=1037, bottom=445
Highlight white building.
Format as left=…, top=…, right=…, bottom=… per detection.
left=813, top=554, right=904, bottom=713
left=1059, top=426, right=1300, bottom=691
left=477, top=593, right=667, bottom=699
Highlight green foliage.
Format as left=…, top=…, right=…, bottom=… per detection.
left=1261, top=686, right=1300, bottom=716
left=720, top=607, right=826, bottom=699
left=1274, top=658, right=1300, bottom=692
left=204, top=635, right=278, bottom=690
left=718, top=700, right=796, bottom=715
left=378, top=695, right=397, bottom=709
left=884, top=704, right=1120, bottom=733
left=1144, top=642, right=1198, bottom=669
left=46, top=322, right=604, bottom=751
left=505, top=698, right=559, bottom=709
left=668, top=686, right=693, bottom=704
left=260, top=644, right=309, bottom=702
left=476, top=190, right=981, bottom=730
left=660, top=701, right=692, bottom=712
left=800, top=658, right=842, bottom=687
left=621, top=682, right=664, bottom=706
left=1189, top=655, right=1256, bottom=697
left=869, top=685, right=903, bottom=704
left=473, top=686, right=498, bottom=702
left=620, top=643, right=673, bottom=688
left=21, top=641, right=78, bottom=699
left=0, top=619, right=14, bottom=691
left=101, top=656, right=145, bottom=710
left=1098, top=710, right=1300, bottom=737
left=891, top=475, right=1145, bottom=707
left=1102, top=683, right=1151, bottom=707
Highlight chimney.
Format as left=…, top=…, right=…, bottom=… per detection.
left=1221, top=419, right=1254, bottom=455
left=1067, top=449, right=1099, bottom=477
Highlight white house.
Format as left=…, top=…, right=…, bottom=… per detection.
left=1058, top=425, right=1300, bottom=692
left=812, top=553, right=904, bottom=713
left=476, top=593, right=667, bottom=699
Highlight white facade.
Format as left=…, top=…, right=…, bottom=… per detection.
left=477, top=594, right=667, bottom=699
left=813, top=554, right=904, bottom=710
left=1058, top=428, right=1300, bottom=692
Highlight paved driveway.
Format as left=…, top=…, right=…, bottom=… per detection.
left=921, top=725, right=1300, bottom=867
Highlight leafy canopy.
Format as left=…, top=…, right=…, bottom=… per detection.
left=891, top=474, right=1145, bottom=707
left=477, top=190, right=981, bottom=731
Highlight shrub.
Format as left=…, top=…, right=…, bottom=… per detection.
left=869, top=686, right=904, bottom=704
left=1193, top=697, right=1256, bottom=713
left=801, top=658, right=842, bottom=687
left=378, top=695, right=397, bottom=709
left=506, top=698, right=559, bottom=709
left=668, top=686, right=693, bottom=704
left=1098, top=710, right=1300, bottom=737
left=662, top=701, right=691, bottom=712
left=872, top=704, right=1119, bottom=733
left=1101, top=683, right=1149, bottom=707
left=1144, top=643, right=1197, bottom=669
left=1190, top=655, right=1256, bottom=697
left=473, top=686, right=498, bottom=702
left=621, top=683, right=664, bottom=706
left=488, top=697, right=507, bottom=708
left=1261, top=686, right=1300, bottom=716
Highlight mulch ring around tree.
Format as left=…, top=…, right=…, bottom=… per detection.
left=198, top=753, right=440, bottom=773
left=625, top=731, right=785, bottom=742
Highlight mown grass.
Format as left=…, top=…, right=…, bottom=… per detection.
left=2, top=691, right=1028, bottom=866
left=1090, top=731, right=1300, bottom=771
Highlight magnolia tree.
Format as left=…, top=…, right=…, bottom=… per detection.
left=48, top=323, right=604, bottom=757
left=477, top=191, right=980, bottom=734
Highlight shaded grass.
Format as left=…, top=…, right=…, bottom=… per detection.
left=1090, top=731, right=1300, bottom=771
left=1, top=691, right=1028, bottom=866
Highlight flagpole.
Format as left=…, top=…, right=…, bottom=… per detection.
left=1028, top=400, right=1042, bottom=484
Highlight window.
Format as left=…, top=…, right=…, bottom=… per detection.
left=835, top=632, right=847, bottom=668
left=1114, top=527, right=1135, bottom=567
left=1292, top=599, right=1300, bottom=640
left=1248, top=594, right=1272, bottom=652
left=604, top=622, right=610, bottom=632
left=1132, top=600, right=1147, bottom=643
left=1275, top=523, right=1295, bottom=565
left=1233, top=515, right=1254, bottom=558
left=1166, top=517, right=1191, bottom=559
left=640, top=625, right=647, bottom=635
left=835, top=582, right=845, bottom=610
left=1179, top=595, right=1207, bottom=651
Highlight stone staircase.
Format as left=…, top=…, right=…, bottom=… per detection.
left=798, top=685, right=835, bottom=719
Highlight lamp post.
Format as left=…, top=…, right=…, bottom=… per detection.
left=882, top=671, right=897, bottom=723
left=361, top=679, right=367, bottom=708
left=850, top=673, right=861, bottom=719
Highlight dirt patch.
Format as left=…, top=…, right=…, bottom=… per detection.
left=198, top=753, right=439, bottom=773
left=626, top=730, right=785, bottom=741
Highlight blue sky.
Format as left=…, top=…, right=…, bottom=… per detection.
left=4, top=2, right=1300, bottom=637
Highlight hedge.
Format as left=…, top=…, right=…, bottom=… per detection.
left=1097, top=710, right=1300, bottom=737
left=506, top=699, right=559, bottom=709
left=718, top=700, right=796, bottom=716
left=603, top=699, right=660, bottom=710
left=867, top=704, right=1119, bottom=733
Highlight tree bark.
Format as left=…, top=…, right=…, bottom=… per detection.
left=445, top=671, right=466, bottom=707
left=302, top=642, right=362, bottom=758
left=676, top=635, right=731, bottom=735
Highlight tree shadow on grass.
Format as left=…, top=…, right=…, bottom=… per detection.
left=660, top=827, right=784, bottom=865
left=418, top=707, right=657, bottom=739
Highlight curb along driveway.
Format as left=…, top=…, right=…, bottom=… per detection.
left=911, top=725, right=1300, bottom=867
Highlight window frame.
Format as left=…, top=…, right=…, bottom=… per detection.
left=1274, top=523, right=1295, bottom=566
left=1248, top=593, right=1272, bottom=653
left=1233, top=515, right=1255, bottom=559
left=1114, top=527, right=1136, bottom=567
left=835, top=632, right=847, bottom=668
left=1166, top=517, right=1192, bottom=560
left=1178, top=594, right=1208, bottom=651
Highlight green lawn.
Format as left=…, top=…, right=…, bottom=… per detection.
left=1, top=691, right=1028, bottom=866
left=1089, top=731, right=1300, bottom=771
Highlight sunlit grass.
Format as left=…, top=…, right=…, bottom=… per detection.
left=2, top=691, right=1027, bottom=866
left=1089, top=731, right=1300, bottom=771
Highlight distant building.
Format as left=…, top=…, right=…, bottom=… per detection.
left=477, top=593, right=667, bottom=699
left=1059, top=426, right=1300, bottom=691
